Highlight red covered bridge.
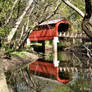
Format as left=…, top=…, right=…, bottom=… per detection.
left=29, top=19, right=71, bottom=41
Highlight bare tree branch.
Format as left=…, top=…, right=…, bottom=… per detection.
left=46, top=2, right=62, bottom=20
left=16, top=5, right=35, bottom=50
left=62, top=0, right=92, bottom=39
left=62, top=0, right=84, bottom=17
left=5, top=0, right=19, bottom=26
left=7, top=0, right=33, bottom=43
left=39, top=1, right=62, bottom=24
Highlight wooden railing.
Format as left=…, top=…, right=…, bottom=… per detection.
left=59, top=32, right=88, bottom=38
left=60, top=67, right=92, bottom=73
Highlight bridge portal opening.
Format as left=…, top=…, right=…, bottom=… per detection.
left=58, top=23, right=69, bottom=34
left=58, top=70, right=71, bottom=80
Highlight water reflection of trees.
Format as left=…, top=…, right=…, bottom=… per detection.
left=68, top=72, right=92, bottom=92
left=7, top=68, right=46, bottom=92
left=7, top=69, right=92, bottom=92
left=58, top=46, right=92, bottom=73
left=6, top=45, right=92, bottom=92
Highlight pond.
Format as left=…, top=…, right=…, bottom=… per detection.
left=8, top=46, right=92, bottom=92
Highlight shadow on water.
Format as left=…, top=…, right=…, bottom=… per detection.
left=7, top=48, right=92, bottom=92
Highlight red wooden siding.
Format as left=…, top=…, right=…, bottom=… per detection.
left=29, top=19, right=71, bottom=41
left=29, top=28, right=57, bottom=41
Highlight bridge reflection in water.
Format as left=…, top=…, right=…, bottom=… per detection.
left=8, top=50, right=92, bottom=92
left=30, top=59, right=72, bottom=84
left=29, top=50, right=75, bottom=84
left=29, top=49, right=92, bottom=86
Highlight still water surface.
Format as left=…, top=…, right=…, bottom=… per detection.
left=9, top=50, right=92, bottom=92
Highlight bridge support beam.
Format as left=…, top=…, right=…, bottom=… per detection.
left=53, top=37, right=59, bottom=67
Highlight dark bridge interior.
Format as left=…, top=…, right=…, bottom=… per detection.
left=59, top=70, right=71, bottom=80
left=58, top=23, right=69, bottom=34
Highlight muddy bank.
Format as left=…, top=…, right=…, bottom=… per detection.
left=0, top=51, right=38, bottom=72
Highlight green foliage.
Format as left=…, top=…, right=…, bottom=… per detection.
left=5, top=48, right=13, bottom=53
left=0, top=0, right=13, bottom=41
left=11, top=51, right=24, bottom=57
left=58, top=51, right=72, bottom=61
left=53, top=85, right=70, bottom=92
left=0, top=0, right=86, bottom=49
left=0, top=0, right=13, bottom=20
left=0, top=27, right=5, bottom=35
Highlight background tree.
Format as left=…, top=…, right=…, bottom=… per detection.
left=0, top=0, right=89, bottom=50
left=62, top=0, right=92, bottom=38
left=82, top=0, right=92, bottom=39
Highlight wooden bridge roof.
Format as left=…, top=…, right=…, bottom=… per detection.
left=39, top=19, right=64, bottom=26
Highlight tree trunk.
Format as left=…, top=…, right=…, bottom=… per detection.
left=0, top=62, right=9, bottom=92
left=7, top=0, right=33, bottom=43
left=82, top=0, right=92, bottom=39
left=62, top=0, right=92, bottom=39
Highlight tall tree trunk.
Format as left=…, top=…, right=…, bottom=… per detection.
left=82, top=0, right=92, bottom=39
left=16, top=5, right=35, bottom=50
left=7, top=0, right=33, bottom=43
left=0, top=62, right=9, bottom=92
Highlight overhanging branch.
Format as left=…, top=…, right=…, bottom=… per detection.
left=62, top=0, right=84, bottom=17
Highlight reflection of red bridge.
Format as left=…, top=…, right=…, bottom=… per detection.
left=30, top=60, right=72, bottom=84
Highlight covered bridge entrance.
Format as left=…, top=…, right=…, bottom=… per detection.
left=29, top=19, right=71, bottom=41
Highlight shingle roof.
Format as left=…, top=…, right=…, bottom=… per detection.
left=39, top=19, right=64, bottom=26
